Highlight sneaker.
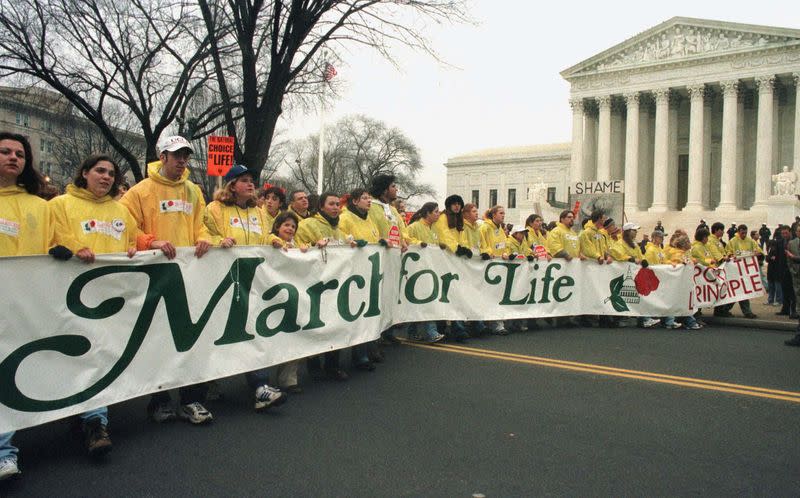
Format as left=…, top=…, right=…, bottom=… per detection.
left=642, top=318, right=661, bottom=328
left=666, top=322, right=682, bottom=329
left=254, top=385, right=287, bottom=412
left=178, top=402, right=213, bottom=424
left=685, top=322, right=702, bottom=330
left=147, top=401, right=177, bottom=423
left=0, top=456, right=20, bottom=481
left=84, top=418, right=112, bottom=457
left=490, top=328, right=510, bottom=336
left=425, top=333, right=445, bottom=343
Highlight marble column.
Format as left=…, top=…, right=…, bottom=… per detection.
left=610, top=101, right=625, bottom=180
left=717, top=80, right=739, bottom=211
left=569, top=98, right=584, bottom=183
left=753, top=75, right=776, bottom=207
left=684, top=84, right=705, bottom=211
left=596, top=96, right=612, bottom=181
left=794, top=74, right=800, bottom=173
left=649, top=88, right=671, bottom=212
left=623, top=92, right=640, bottom=213
left=583, top=105, right=597, bottom=181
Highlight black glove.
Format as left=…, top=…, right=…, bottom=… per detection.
left=527, top=255, right=534, bottom=262
left=507, top=253, right=516, bottom=260
left=480, top=252, right=490, bottom=260
left=354, top=239, right=368, bottom=248
left=455, top=245, right=473, bottom=258
left=49, top=245, right=73, bottom=261
left=439, top=243, right=447, bottom=250
left=628, top=257, right=636, bottom=263
left=641, top=259, right=649, bottom=268
left=420, top=242, right=428, bottom=248
left=378, top=239, right=389, bottom=247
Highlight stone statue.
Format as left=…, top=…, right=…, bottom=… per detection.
left=772, top=166, right=797, bottom=196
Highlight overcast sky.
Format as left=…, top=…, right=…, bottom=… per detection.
left=279, top=1, right=799, bottom=204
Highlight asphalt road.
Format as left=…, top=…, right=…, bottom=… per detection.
left=3, top=325, right=799, bottom=497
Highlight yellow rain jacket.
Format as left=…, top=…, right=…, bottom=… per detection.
left=261, top=207, right=281, bottom=234
left=368, top=201, right=416, bottom=245
left=295, top=213, right=348, bottom=247
left=432, top=213, right=460, bottom=252
left=691, top=240, right=716, bottom=266
left=339, top=207, right=380, bottom=243
left=546, top=222, right=580, bottom=259
left=726, top=236, right=762, bottom=258
left=50, top=185, right=138, bottom=254
left=643, top=242, right=668, bottom=265
left=507, top=235, right=533, bottom=257
left=526, top=227, right=546, bottom=248
left=668, top=246, right=691, bottom=264
left=287, top=205, right=312, bottom=221
left=579, top=220, right=606, bottom=259
left=120, top=161, right=209, bottom=250
left=479, top=219, right=507, bottom=257
left=204, top=201, right=270, bottom=246
left=407, top=220, right=440, bottom=246
left=609, top=239, right=644, bottom=262
left=707, top=233, right=726, bottom=261
left=0, top=185, right=53, bottom=256
left=460, top=219, right=481, bottom=253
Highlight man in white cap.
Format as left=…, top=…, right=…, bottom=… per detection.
left=121, top=135, right=214, bottom=424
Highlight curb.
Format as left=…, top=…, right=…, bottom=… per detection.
left=702, top=316, right=797, bottom=332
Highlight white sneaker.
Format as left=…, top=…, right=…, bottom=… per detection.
left=178, top=402, right=213, bottom=424
left=147, top=401, right=177, bottom=423
left=666, top=322, right=682, bottom=329
left=642, top=318, right=661, bottom=328
left=254, top=385, right=287, bottom=412
left=0, top=456, right=20, bottom=481
left=425, top=333, right=445, bottom=343
left=686, top=322, right=702, bottom=330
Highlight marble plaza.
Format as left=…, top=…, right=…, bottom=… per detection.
left=445, top=17, right=800, bottom=230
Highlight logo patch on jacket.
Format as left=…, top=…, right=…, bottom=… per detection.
left=229, top=216, right=262, bottom=234
left=81, top=219, right=124, bottom=240
left=159, top=199, right=193, bottom=214
left=0, top=218, right=20, bottom=237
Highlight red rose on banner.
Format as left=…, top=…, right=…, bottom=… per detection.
left=634, top=267, right=660, bottom=296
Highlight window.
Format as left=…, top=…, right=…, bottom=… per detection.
left=41, top=119, right=53, bottom=132
left=15, top=112, right=30, bottom=127
left=547, top=187, right=556, bottom=203
left=489, top=189, right=497, bottom=207
left=471, top=190, right=479, bottom=208
left=507, top=188, right=516, bottom=209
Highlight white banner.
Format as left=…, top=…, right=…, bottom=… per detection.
left=0, top=247, right=758, bottom=432
left=691, top=256, right=765, bottom=308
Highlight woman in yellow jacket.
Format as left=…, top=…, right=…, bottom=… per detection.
left=507, top=225, right=533, bottom=259
left=691, top=228, right=717, bottom=267
left=608, top=223, right=644, bottom=263
left=432, top=194, right=464, bottom=254
left=0, top=133, right=56, bottom=479
left=460, top=203, right=481, bottom=255
left=339, top=188, right=380, bottom=244
left=259, top=183, right=286, bottom=234
left=479, top=205, right=510, bottom=259
left=664, top=233, right=702, bottom=330
left=644, top=230, right=670, bottom=266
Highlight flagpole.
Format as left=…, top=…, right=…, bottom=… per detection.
left=316, top=53, right=327, bottom=196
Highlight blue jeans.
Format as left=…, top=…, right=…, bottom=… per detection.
left=767, top=280, right=783, bottom=304
left=664, top=315, right=698, bottom=327
left=409, top=322, right=438, bottom=341
left=352, top=344, right=370, bottom=365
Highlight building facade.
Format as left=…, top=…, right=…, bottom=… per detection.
left=446, top=17, right=800, bottom=230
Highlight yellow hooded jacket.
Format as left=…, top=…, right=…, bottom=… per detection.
left=507, top=234, right=533, bottom=257
left=526, top=227, right=547, bottom=248
left=0, top=185, right=53, bottom=256
left=261, top=207, right=281, bottom=234
left=432, top=213, right=460, bottom=252
left=407, top=219, right=440, bottom=246
left=479, top=219, right=507, bottom=257
left=120, top=161, right=210, bottom=250
left=546, top=222, right=580, bottom=258
left=707, top=233, right=726, bottom=261
left=50, top=185, right=138, bottom=254
left=691, top=240, right=716, bottom=266
left=726, top=236, right=761, bottom=258
left=643, top=242, right=668, bottom=265
left=295, top=213, right=349, bottom=247
left=368, top=201, right=416, bottom=244
left=609, top=239, right=644, bottom=262
left=339, top=206, right=380, bottom=243
left=579, top=220, right=606, bottom=259
left=204, top=201, right=270, bottom=246
left=460, top=219, right=481, bottom=253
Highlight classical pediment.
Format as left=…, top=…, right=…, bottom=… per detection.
left=562, top=17, right=800, bottom=78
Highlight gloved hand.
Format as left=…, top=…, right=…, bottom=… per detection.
left=49, top=245, right=73, bottom=261
left=526, top=255, right=534, bottom=262
left=480, top=252, right=490, bottom=261
left=420, top=242, right=428, bottom=248
left=439, top=243, right=447, bottom=250
left=354, top=239, right=368, bottom=248
left=507, top=253, right=517, bottom=260
left=641, top=259, right=649, bottom=268
left=455, top=245, right=473, bottom=258
left=378, top=239, right=389, bottom=247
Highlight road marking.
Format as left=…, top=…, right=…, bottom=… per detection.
left=402, top=340, right=800, bottom=404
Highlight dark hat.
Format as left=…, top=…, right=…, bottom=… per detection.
left=444, top=194, right=464, bottom=209
left=603, top=218, right=615, bottom=228
left=223, top=164, right=251, bottom=183
left=369, top=174, right=396, bottom=197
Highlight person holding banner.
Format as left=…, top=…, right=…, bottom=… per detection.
left=288, top=190, right=312, bottom=220
left=719, top=224, right=760, bottom=319
left=259, top=184, right=286, bottom=233
left=479, top=205, right=512, bottom=335
left=644, top=230, right=669, bottom=266
left=0, top=132, right=53, bottom=480
left=48, top=154, right=143, bottom=457
left=579, top=209, right=612, bottom=264
left=524, top=214, right=548, bottom=252
left=691, top=229, right=717, bottom=267
left=608, top=223, right=644, bottom=263
left=432, top=194, right=473, bottom=259
left=665, top=233, right=703, bottom=330
left=368, top=174, right=415, bottom=249
left=546, top=210, right=582, bottom=261
left=295, top=193, right=357, bottom=380
left=460, top=203, right=481, bottom=255
left=120, top=135, right=214, bottom=425
left=707, top=222, right=728, bottom=264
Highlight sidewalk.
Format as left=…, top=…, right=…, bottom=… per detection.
left=701, top=299, right=798, bottom=331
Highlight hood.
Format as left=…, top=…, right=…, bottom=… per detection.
left=147, top=160, right=189, bottom=186
left=0, top=185, right=26, bottom=197
left=66, top=184, right=113, bottom=203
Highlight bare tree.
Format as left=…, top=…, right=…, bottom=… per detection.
left=195, top=0, right=469, bottom=181
left=285, top=114, right=434, bottom=200
left=0, top=0, right=214, bottom=181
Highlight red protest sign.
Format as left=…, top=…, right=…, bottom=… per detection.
left=533, top=245, right=548, bottom=259
left=207, top=136, right=235, bottom=176
left=388, top=225, right=401, bottom=247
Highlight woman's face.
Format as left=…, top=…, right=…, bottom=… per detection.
left=232, top=174, right=255, bottom=201
left=492, top=207, right=505, bottom=225
left=463, top=206, right=478, bottom=223
left=0, top=139, right=26, bottom=184
left=321, top=196, right=340, bottom=218
left=265, top=192, right=281, bottom=213
left=82, top=160, right=116, bottom=197
left=531, top=218, right=542, bottom=230
left=278, top=219, right=297, bottom=241
left=355, top=192, right=371, bottom=211
left=425, top=207, right=440, bottom=224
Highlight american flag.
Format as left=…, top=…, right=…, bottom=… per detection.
left=323, top=62, right=337, bottom=82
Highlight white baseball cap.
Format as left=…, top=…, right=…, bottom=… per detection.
left=157, top=135, right=194, bottom=154
left=510, top=226, right=527, bottom=234
left=622, top=222, right=640, bottom=231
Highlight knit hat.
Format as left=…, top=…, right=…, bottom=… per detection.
left=444, top=194, right=465, bottom=209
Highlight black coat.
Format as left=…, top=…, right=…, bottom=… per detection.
left=770, top=237, right=791, bottom=282
left=759, top=226, right=771, bottom=241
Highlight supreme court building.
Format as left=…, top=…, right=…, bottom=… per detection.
left=446, top=17, right=800, bottom=229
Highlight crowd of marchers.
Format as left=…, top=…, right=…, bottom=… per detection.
left=1, top=131, right=798, bottom=483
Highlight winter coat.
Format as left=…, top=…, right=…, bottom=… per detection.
left=432, top=213, right=460, bottom=253
left=339, top=206, right=380, bottom=243
left=0, top=185, right=53, bottom=256
left=609, top=239, right=643, bottom=262
left=507, top=235, right=532, bottom=257
left=643, top=242, right=668, bottom=265
left=204, top=201, right=270, bottom=246
left=479, top=219, right=507, bottom=257
left=261, top=208, right=281, bottom=235
left=578, top=220, right=606, bottom=259
left=691, top=241, right=716, bottom=266
left=407, top=219, right=440, bottom=246
left=368, top=201, right=416, bottom=245
left=707, top=234, right=726, bottom=261
left=526, top=227, right=547, bottom=248
left=295, top=213, right=348, bottom=247
left=120, top=161, right=209, bottom=250
left=546, top=222, right=580, bottom=259
left=50, top=185, right=138, bottom=254
left=460, top=219, right=481, bottom=253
